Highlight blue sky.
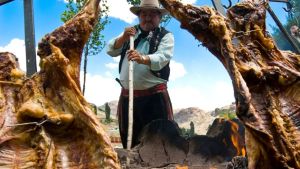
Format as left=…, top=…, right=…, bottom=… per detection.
left=0, top=0, right=288, bottom=111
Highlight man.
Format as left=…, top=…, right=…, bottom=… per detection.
left=290, top=25, right=300, bottom=43
left=107, top=0, right=174, bottom=148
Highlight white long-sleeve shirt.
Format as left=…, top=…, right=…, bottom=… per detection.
left=107, top=27, right=174, bottom=90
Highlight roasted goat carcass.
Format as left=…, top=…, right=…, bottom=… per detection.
left=159, top=0, right=300, bottom=168
left=0, top=0, right=120, bottom=168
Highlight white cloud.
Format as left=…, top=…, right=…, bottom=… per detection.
left=104, top=71, right=114, bottom=77
left=105, top=62, right=118, bottom=70
left=0, top=38, right=40, bottom=73
left=112, top=56, right=120, bottom=62
left=181, top=0, right=197, bottom=4
left=80, top=72, right=120, bottom=106
left=58, top=0, right=70, bottom=3
left=169, top=80, right=234, bottom=111
left=105, top=57, right=119, bottom=76
left=169, top=86, right=205, bottom=109
left=169, top=60, right=186, bottom=81
left=209, top=81, right=234, bottom=108
left=103, top=0, right=137, bottom=23
left=0, top=39, right=26, bottom=71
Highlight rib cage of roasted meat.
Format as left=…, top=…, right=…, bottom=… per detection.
left=159, top=0, right=300, bottom=168
left=0, top=0, right=120, bottom=168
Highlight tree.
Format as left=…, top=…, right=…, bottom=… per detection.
left=126, top=0, right=172, bottom=27
left=190, top=121, right=195, bottom=136
left=104, top=102, right=111, bottom=122
left=271, top=0, right=300, bottom=52
left=61, top=0, right=110, bottom=95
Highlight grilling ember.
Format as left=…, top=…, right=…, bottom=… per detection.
left=117, top=118, right=246, bottom=168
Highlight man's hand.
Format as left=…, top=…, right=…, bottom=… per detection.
left=122, top=27, right=136, bottom=41
left=113, top=27, right=136, bottom=49
left=127, top=50, right=150, bottom=65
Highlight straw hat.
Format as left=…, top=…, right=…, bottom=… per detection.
left=130, top=0, right=168, bottom=16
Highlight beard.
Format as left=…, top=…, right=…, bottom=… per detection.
left=140, top=22, right=158, bottom=31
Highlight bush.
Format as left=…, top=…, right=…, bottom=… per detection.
left=179, top=121, right=196, bottom=138
left=218, top=109, right=237, bottom=119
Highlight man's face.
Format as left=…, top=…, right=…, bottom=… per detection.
left=139, top=9, right=161, bottom=31
left=290, top=25, right=299, bottom=36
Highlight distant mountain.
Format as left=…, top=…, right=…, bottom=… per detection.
left=174, top=107, right=216, bottom=135
left=97, top=100, right=237, bottom=135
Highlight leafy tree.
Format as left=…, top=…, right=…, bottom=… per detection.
left=61, top=0, right=110, bottom=95
left=104, top=102, right=111, bottom=122
left=126, top=0, right=172, bottom=27
left=271, top=0, right=300, bottom=52
left=190, top=121, right=195, bottom=136
left=220, top=109, right=236, bottom=119
left=215, top=108, right=237, bottom=119
left=179, top=122, right=196, bottom=138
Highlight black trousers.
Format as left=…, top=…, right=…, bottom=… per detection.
left=117, top=89, right=173, bottom=149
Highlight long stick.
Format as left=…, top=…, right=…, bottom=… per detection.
left=126, top=36, right=134, bottom=165
left=266, top=4, right=300, bottom=54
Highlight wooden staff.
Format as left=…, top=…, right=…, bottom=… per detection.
left=127, top=36, right=134, bottom=165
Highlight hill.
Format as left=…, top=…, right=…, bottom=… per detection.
left=174, top=107, right=215, bottom=135
left=97, top=101, right=237, bottom=137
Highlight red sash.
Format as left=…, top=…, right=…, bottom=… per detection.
left=121, top=83, right=167, bottom=97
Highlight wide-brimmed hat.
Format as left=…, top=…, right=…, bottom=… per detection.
left=130, top=0, right=168, bottom=16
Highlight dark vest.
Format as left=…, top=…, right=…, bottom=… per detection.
left=119, top=25, right=170, bottom=81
